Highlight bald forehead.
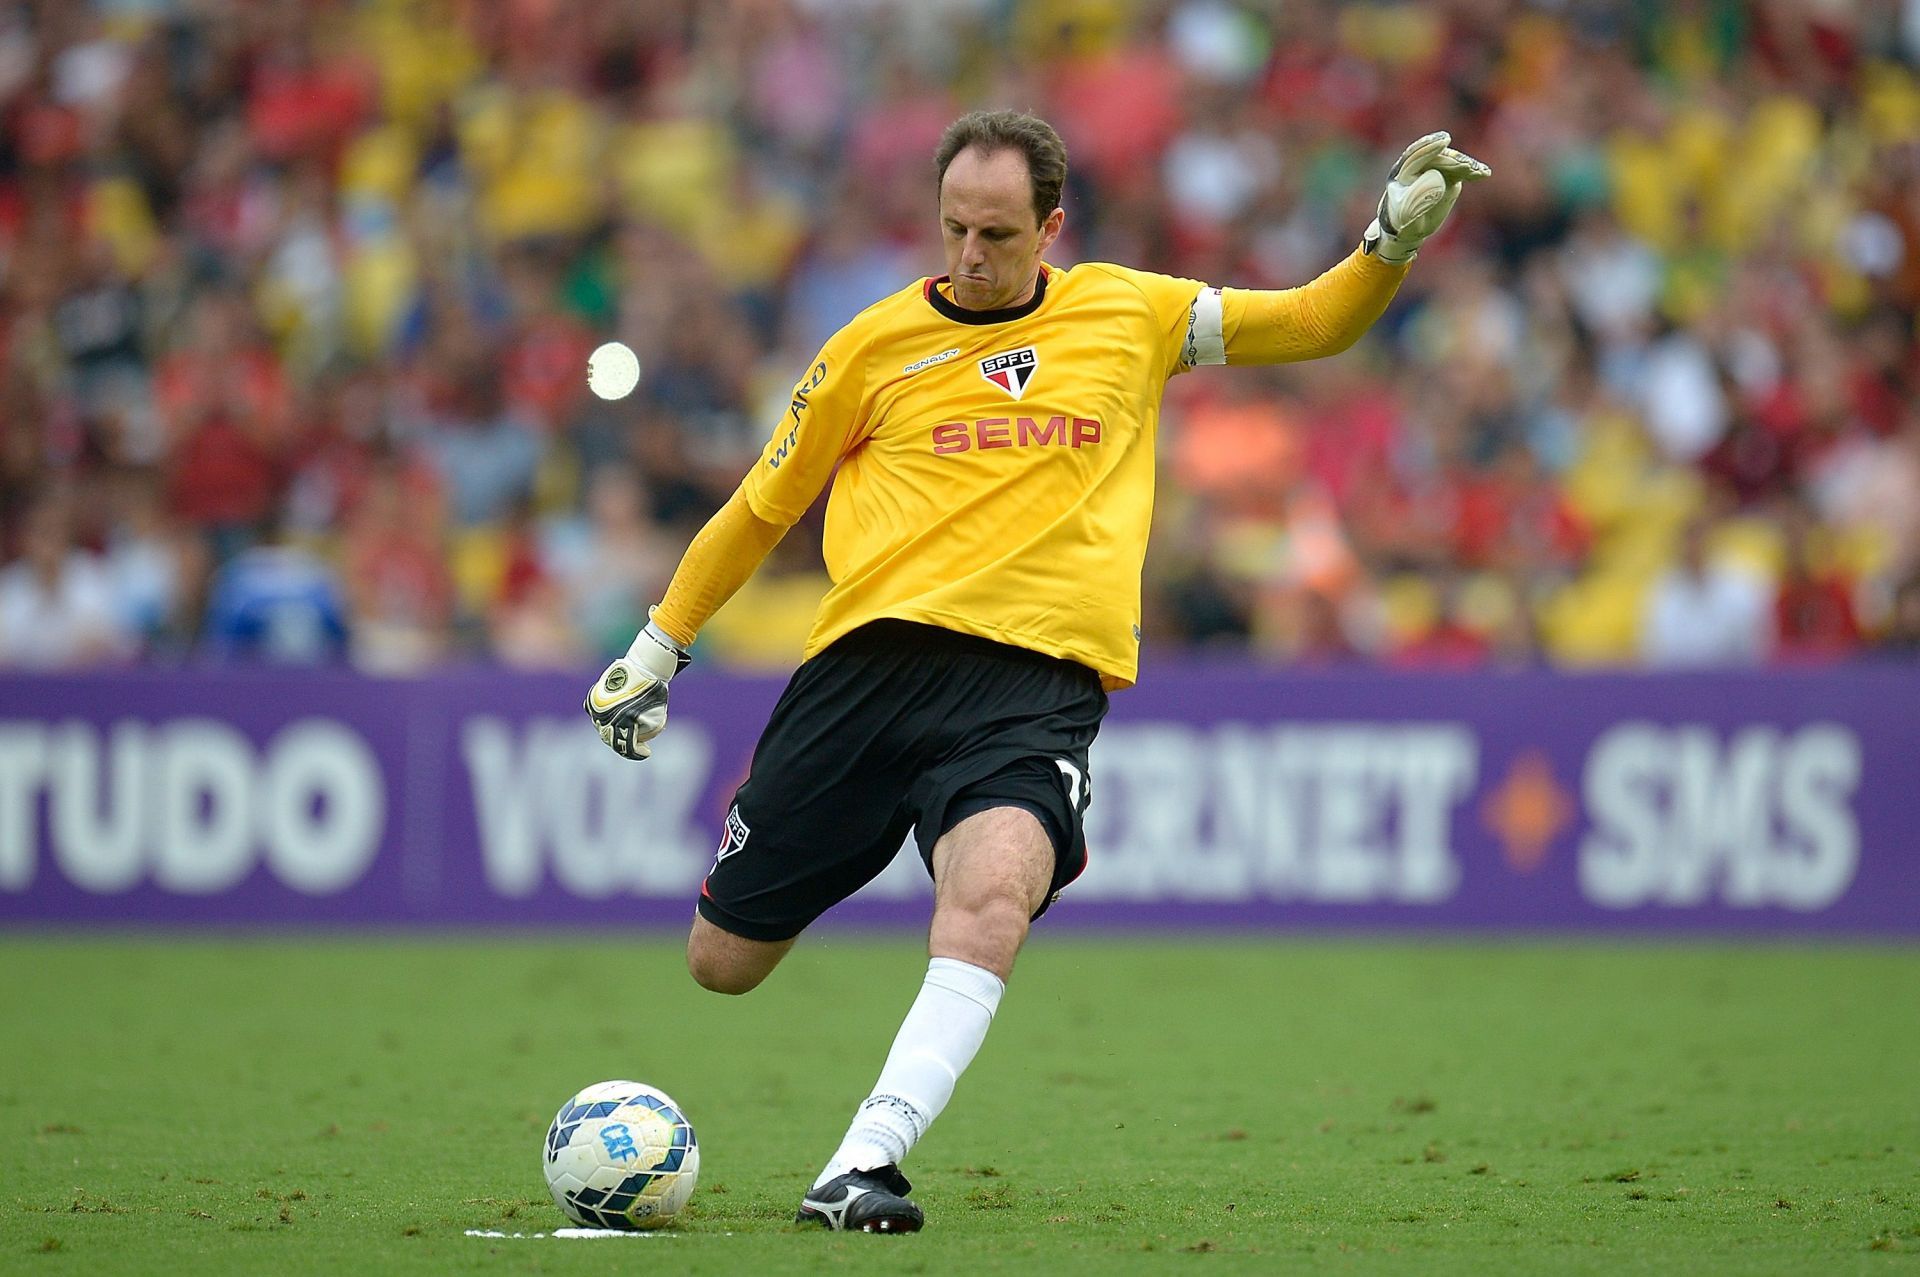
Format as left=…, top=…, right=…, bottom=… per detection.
left=940, top=146, right=1039, bottom=226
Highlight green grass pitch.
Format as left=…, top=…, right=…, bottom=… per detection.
left=3, top=936, right=1916, bottom=1274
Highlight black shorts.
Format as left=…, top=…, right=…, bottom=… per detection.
left=698, top=619, right=1108, bottom=942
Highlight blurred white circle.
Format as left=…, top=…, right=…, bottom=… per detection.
left=1842, top=211, right=1903, bottom=279
left=587, top=341, right=641, bottom=400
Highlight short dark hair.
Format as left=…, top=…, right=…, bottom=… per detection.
left=935, top=110, right=1068, bottom=227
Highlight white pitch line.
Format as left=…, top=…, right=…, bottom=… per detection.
left=464, top=1228, right=682, bottom=1239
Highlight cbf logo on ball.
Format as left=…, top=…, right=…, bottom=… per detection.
left=979, top=346, right=1038, bottom=399
left=599, top=1123, right=639, bottom=1163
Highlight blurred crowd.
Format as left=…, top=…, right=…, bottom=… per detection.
left=3, top=0, right=1920, bottom=673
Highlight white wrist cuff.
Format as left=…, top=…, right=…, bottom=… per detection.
left=625, top=620, right=684, bottom=679
left=1365, top=219, right=1418, bottom=264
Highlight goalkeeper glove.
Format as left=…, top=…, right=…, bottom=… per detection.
left=1362, top=131, right=1492, bottom=264
left=584, top=613, right=692, bottom=761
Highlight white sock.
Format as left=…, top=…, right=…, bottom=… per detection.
left=812, top=957, right=1005, bottom=1188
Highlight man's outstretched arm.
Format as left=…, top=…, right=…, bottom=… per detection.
left=649, top=487, right=789, bottom=648
left=587, top=332, right=870, bottom=759
left=1217, top=249, right=1409, bottom=364
left=582, top=486, right=788, bottom=760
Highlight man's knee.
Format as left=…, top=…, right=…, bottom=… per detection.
left=685, top=948, right=764, bottom=995
left=685, top=915, right=791, bottom=995
left=929, top=887, right=1033, bottom=976
left=929, top=887, right=1036, bottom=975
left=937, top=884, right=1032, bottom=936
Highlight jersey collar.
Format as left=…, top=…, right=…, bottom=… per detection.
left=923, top=264, right=1051, bottom=325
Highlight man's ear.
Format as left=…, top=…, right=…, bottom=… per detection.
left=1038, top=207, right=1065, bottom=254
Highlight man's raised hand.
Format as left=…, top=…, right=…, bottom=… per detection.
left=1363, top=131, right=1492, bottom=264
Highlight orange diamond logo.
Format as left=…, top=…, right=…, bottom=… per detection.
left=1480, top=750, right=1574, bottom=874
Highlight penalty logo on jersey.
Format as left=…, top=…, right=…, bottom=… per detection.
left=979, top=346, right=1038, bottom=400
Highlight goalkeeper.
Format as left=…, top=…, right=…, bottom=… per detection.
left=586, top=113, right=1488, bottom=1233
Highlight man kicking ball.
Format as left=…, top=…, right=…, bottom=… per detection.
left=586, top=110, right=1489, bottom=1232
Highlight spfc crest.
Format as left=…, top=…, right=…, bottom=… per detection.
left=716, top=804, right=750, bottom=862
left=979, top=346, right=1038, bottom=400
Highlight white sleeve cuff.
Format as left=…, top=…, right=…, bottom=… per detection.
left=1181, top=286, right=1227, bottom=368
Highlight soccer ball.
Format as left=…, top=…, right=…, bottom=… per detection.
left=542, top=1080, right=699, bottom=1230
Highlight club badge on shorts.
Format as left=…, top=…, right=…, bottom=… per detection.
left=979, top=346, right=1038, bottom=400
left=716, top=805, right=751, bottom=862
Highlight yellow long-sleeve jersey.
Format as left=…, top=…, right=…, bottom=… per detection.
left=659, top=249, right=1408, bottom=690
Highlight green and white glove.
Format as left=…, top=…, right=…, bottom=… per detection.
left=584, top=615, right=691, bottom=761
left=1362, top=131, right=1492, bottom=264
